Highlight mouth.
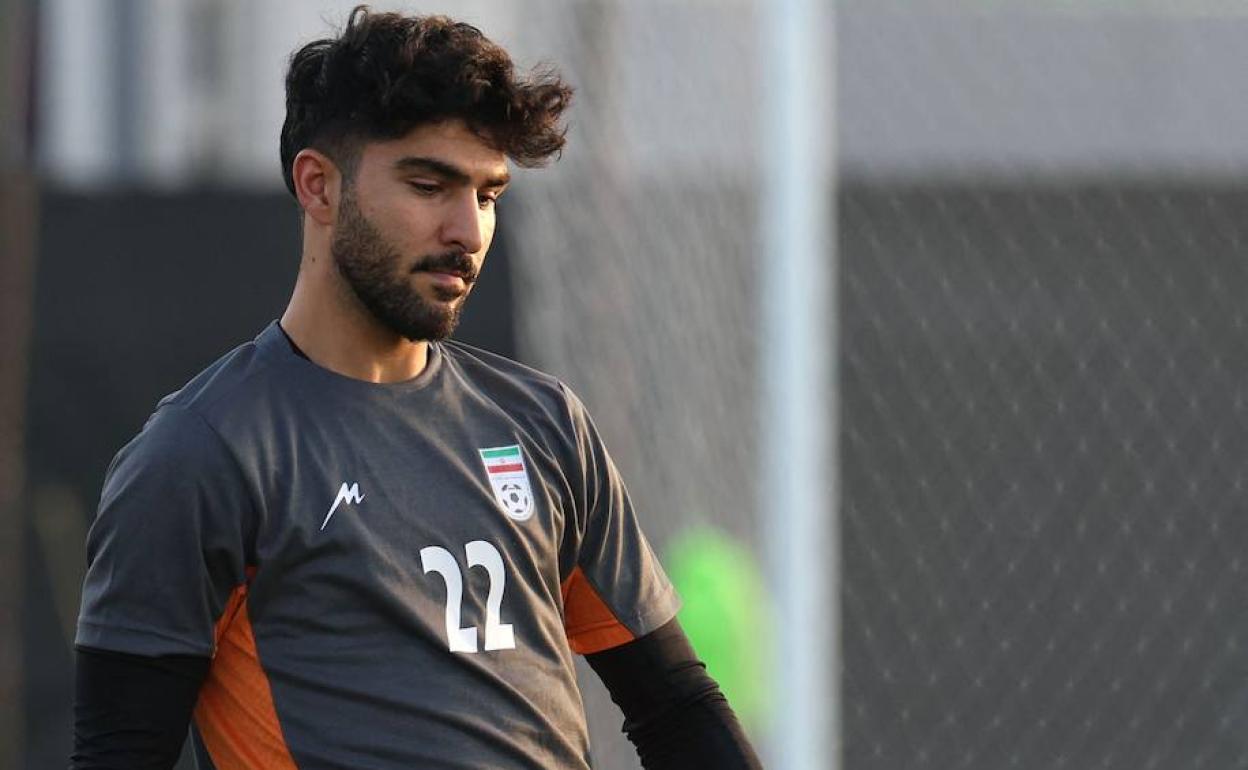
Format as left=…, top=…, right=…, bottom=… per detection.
left=411, top=252, right=477, bottom=298
left=417, top=269, right=470, bottom=296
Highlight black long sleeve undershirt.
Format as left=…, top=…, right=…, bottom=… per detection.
left=74, top=618, right=761, bottom=769
left=71, top=647, right=208, bottom=770
left=585, top=618, right=763, bottom=770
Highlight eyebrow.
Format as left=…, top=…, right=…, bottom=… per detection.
left=392, top=156, right=510, bottom=188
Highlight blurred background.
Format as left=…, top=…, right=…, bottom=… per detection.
left=5, top=0, right=1248, bottom=769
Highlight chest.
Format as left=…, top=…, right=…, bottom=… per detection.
left=239, top=405, right=576, bottom=645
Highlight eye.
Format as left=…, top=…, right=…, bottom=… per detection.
left=478, top=193, right=499, bottom=210
left=407, top=181, right=441, bottom=196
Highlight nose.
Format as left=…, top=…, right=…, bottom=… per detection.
left=440, top=191, right=486, bottom=255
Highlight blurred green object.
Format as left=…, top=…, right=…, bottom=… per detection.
left=666, top=525, right=769, bottom=733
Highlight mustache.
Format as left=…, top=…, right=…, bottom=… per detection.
left=411, top=251, right=478, bottom=283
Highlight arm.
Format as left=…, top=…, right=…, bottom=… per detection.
left=585, top=618, right=763, bottom=770
left=72, top=646, right=208, bottom=770
left=74, top=404, right=252, bottom=768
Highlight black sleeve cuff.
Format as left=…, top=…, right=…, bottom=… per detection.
left=71, top=646, right=209, bottom=770
left=585, top=618, right=763, bottom=770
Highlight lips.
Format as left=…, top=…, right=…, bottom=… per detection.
left=425, top=268, right=471, bottom=281
left=413, top=251, right=475, bottom=279
left=420, top=270, right=469, bottom=294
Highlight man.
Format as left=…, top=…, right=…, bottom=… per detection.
left=72, top=7, right=762, bottom=769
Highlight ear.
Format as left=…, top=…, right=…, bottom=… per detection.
left=292, top=148, right=340, bottom=227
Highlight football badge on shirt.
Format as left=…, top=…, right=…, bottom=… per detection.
left=479, top=444, right=535, bottom=521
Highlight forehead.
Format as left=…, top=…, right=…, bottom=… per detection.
left=360, top=121, right=508, bottom=181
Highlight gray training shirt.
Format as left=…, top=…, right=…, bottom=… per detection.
left=77, top=321, right=681, bottom=769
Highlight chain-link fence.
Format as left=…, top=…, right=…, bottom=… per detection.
left=833, top=6, right=1248, bottom=767
left=841, top=184, right=1248, bottom=769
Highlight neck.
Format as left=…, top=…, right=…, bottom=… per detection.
left=281, top=253, right=431, bottom=384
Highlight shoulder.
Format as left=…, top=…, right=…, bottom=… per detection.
left=156, top=335, right=275, bottom=420
left=436, top=340, right=606, bottom=460
left=99, top=346, right=268, bottom=528
left=439, top=339, right=563, bottom=390
left=115, top=330, right=286, bottom=476
left=439, top=339, right=579, bottom=418
left=92, top=331, right=298, bottom=541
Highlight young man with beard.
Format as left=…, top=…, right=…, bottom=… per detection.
left=72, top=6, right=762, bottom=770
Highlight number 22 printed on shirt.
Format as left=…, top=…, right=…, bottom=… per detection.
left=420, top=540, right=517, bottom=653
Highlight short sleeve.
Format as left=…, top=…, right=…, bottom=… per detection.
left=76, top=404, right=254, bottom=657
left=559, top=385, right=681, bottom=655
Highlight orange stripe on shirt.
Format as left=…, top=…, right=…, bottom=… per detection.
left=561, top=566, right=636, bottom=654
left=194, top=578, right=298, bottom=770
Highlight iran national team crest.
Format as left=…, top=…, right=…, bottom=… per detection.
left=479, top=444, right=535, bottom=521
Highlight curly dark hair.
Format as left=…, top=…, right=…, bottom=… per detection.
left=279, top=6, right=573, bottom=196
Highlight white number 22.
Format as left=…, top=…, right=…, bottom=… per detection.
left=420, top=540, right=516, bottom=653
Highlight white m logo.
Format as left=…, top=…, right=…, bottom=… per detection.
left=321, top=482, right=365, bottom=530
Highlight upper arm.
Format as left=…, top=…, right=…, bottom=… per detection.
left=77, top=404, right=254, bottom=658
left=557, top=384, right=681, bottom=654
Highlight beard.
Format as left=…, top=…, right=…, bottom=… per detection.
left=330, top=190, right=477, bottom=342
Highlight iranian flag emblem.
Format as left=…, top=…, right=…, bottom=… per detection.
left=479, top=444, right=534, bottom=521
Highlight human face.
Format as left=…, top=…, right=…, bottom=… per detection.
left=329, top=121, right=510, bottom=342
